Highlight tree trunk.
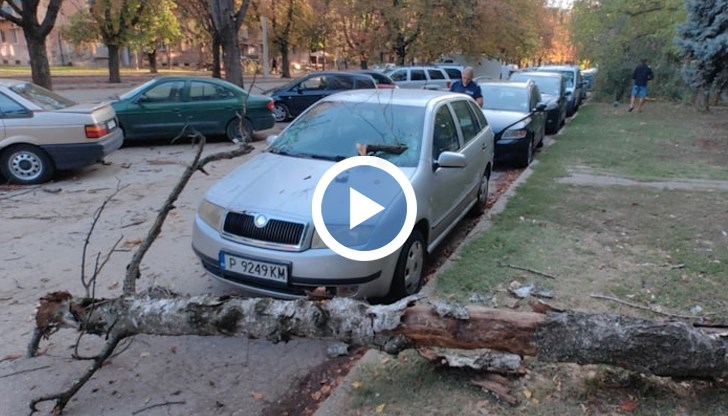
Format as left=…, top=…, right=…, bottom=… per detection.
left=25, top=32, right=53, bottom=89
left=33, top=293, right=728, bottom=379
left=221, top=36, right=242, bottom=86
left=147, top=51, right=158, bottom=74
left=695, top=90, right=710, bottom=112
left=280, top=42, right=291, bottom=78
left=212, top=34, right=222, bottom=78
left=394, top=37, right=406, bottom=66
left=107, top=44, right=122, bottom=83
left=359, top=58, right=368, bottom=70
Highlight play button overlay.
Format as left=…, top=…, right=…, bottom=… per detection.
left=312, top=156, right=417, bottom=262
left=349, top=188, right=384, bottom=229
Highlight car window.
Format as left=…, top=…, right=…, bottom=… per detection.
left=531, top=86, right=541, bottom=110
left=388, top=70, right=407, bottom=82
left=354, top=77, right=376, bottom=89
left=427, top=69, right=446, bottom=80
left=300, top=76, right=329, bottom=90
left=432, top=105, right=460, bottom=160
left=450, top=100, right=480, bottom=144
left=0, top=93, right=30, bottom=118
left=143, top=81, right=186, bottom=103
left=189, top=81, right=235, bottom=101
left=443, top=68, right=462, bottom=79
left=10, top=82, right=75, bottom=110
left=269, top=101, right=425, bottom=167
left=467, top=100, right=487, bottom=129
left=480, top=85, right=528, bottom=112
left=411, top=70, right=426, bottom=81
left=511, top=74, right=560, bottom=96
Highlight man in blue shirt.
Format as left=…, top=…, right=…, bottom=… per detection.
left=450, top=66, right=483, bottom=107
left=629, top=59, right=654, bottom=112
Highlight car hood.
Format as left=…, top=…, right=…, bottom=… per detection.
left=205, top=152, right=416, bottom=222
left=482, top=109, right=529, bottom=134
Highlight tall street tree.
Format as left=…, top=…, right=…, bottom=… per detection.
left=128, top=0, right=181, bottom=73
left=177, top=0, right=222, bottom=77
left=210, top=0, right=251, bottom=87
left=675, top=0, right=728, bottom=111
left=0, top=0, right=64, bottom=89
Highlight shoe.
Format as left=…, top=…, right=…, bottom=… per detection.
left=628, top=107, right=634, bottom=112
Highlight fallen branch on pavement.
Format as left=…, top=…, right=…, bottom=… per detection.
left=497, top=262, right=557, bottom=279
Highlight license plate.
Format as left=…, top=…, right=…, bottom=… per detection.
left=106, top=118, right=117, bottom=130
left=220, top=252, right=288, bottom=284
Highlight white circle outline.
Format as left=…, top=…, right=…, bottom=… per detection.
left=312, top=156, right=417, bottom=262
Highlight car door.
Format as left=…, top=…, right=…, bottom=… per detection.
left=0, top=93, right=33, bottom=142
left=425, top=69, right=448, bottom=90
left=120, top=80, right=187, bottom=140
left=285, top=75, right=331, bottom=117
left=409, top=69, right=428, bottom=89
left=428, top=103, right=466, bottom=238
left=450, top=99, right=487, bottom=207
left=181, top=80, right=239, bottom=137
left=387, top=69, right=409, bottom=88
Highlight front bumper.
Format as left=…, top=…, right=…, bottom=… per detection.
left=495, top=135, right=531, bottom=162
left=41, top=128, right=124, bottom=170
left=192, top=216, right=399, bottom=300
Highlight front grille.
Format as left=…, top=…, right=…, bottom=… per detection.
left=223, top=212, right=305, bottom=246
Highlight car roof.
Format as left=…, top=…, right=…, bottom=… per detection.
left=320, top=89, right=466, bottom=107
left=479, top=80, right=532, bottom=89
left=512, top=71, right=563, bottom=79
left=0, top=79, right=28, bottom=88
left=537, top=65, right=579, bottom=72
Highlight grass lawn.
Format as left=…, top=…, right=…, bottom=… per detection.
left=343, top=102, right=728, bottom=415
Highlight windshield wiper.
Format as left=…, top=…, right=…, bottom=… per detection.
left=269, top=148, right=347, bottom=161
left=306, top=154, right=348, bottom=162
left=357, top=143, right=408, bottom=155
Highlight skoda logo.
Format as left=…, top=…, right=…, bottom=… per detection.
left=253, top=214, right=268, bottom=228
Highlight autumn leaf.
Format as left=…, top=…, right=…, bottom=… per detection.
left=375, top=404, right=386, bottom=413
left=351, top=381, right=363, bottom=389
left=250, top=391, right=263, bottom=400
left=523, top=387, right=532, bottom=399
left=618, top=397, right=639, bottom=412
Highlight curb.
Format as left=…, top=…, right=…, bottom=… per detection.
left=313, top=162, right=537, bottom=416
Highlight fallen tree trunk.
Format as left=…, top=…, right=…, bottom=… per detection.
left=33, top=292, right=727, bottom=379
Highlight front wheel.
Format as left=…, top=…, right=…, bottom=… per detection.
left=273, top=103, right=290, bottom=122
left=0, top=144, right=54, bottom=185
left=387, top=230, right=426, bottom=300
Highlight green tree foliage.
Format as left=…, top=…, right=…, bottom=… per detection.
left=62, top=0, right=148, bottom=83
left=0, top=0, right=63, bottom=89
left=675, top=0, right=728, bottom=111
left=571, top=0, right=685, bottom=102
left=128, top=0, right=182, bottom=73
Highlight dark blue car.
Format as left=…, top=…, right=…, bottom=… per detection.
left=269, top=72, right=376, bottom=122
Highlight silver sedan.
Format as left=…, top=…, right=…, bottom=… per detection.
left=192, top=89, right=494, bottom=301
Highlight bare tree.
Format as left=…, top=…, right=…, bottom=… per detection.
left=210, top=0, right=252, bottom=87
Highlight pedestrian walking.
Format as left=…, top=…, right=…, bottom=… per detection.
left=271, top=58, right=278, bottom=75
left=629, top=59, right=654, bottom=112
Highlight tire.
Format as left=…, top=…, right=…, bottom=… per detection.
left=226, top=118, right=254, bottom=142
left=387, top=230, right=426, bottom=300
left=273, top=102, right=290, bottom=122
left=469, top=168, right=490, bottom=217
left=0, top=144, right=54, bottom=185
left=516, top=137, right=534, bottom=168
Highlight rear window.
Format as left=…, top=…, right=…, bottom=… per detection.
left=443, top=68, right=462, bottom=79
left=427, top=69, right=446, bottom=80
left=10, top=83, right=76, bottom=110
left=411, top=70, right=426, bottom=81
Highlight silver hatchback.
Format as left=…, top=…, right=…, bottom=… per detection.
left=192, top=89, right=494, bottom=301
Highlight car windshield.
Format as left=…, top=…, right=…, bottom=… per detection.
left=551, top=70, right=575, bottom=87
left=481, top=85, right=528, bottom=112
left=118, top=79, right=160, bottom=100
left=10, top=83, right=75, bottom=110
left=269, top=100, right=425, bottom=167
left=511, top=74, right=559, bottom=96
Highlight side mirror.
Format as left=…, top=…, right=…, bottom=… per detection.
left=133, top=94, right=149, bottom=105
left=565, top=91, right=573, bottom=97
left=535, top=103, right=547, bottom=112
left=266, top=135, right=279, bottom=146
left=434, top=151, right=467, bottom=169
left=296, top=86, right=304, bottom=94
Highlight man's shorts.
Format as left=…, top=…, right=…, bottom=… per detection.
left=631, top=85, right=648, bottom=98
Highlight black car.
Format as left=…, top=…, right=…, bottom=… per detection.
left=480, top=80, right=546, bottom=167
left=270, top=72, right=376, bottom=122
left=509, top=71, right=567, bottom=134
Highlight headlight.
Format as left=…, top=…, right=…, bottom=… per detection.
left=198, top=199, right=225, bottom=231
left=311, top=228, right=328, bottom=249
left=502, top=129, right=527, bottom=139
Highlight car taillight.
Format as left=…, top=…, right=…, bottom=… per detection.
left=85, top=123, right=109, bottom=139
left=267, top=100, right=275, bottom=111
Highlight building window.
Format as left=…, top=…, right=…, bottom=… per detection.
left=11, top=29, right=18, bottom=44
left=0, top=30, right=6, bottom=43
